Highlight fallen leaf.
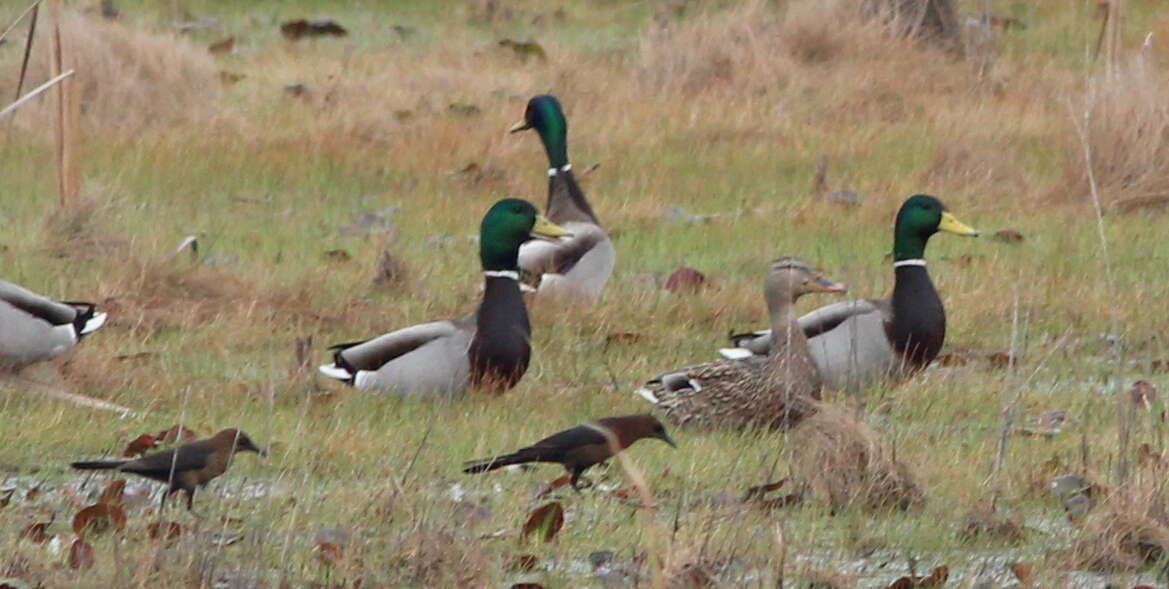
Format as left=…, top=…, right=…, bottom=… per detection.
left=604, top=332, right=645, bottom=346
left=19, top=522, right=51, bottom=544
left=1128, top=380, right=1157, bottom=409
left=73, top=504, right=127, bottom=537
left=532, top=474, right=571, bottom=499
left=323, top=249, right=351, bottom=263
left=498, top=38, right=547, bottom=60
left=886, top=565, right=948, bottom=588
left=280, top=19, right=348, bottom=40
left=987, top=351, right=1019, bottom=369
left=98, top=480, right=126, bottom=505
left=123, top=434, right=158, bottom=457
left=992, top=228, right=1025, bottom=243
left=208, top=37, right=235, bottom=55
left=155, top=425, right=198, bottom=444
left=609, top=487, right=639, bottom=500
left=742, top=479, right=786, bottom=502
left=448, top=102, right=481, bottom=117
left=68, top=539, right=95, bottom=570
left=521, top=502, right=565, bottom=543
left=147, top=521, right=184, bottom=542
left=933, top=353, right=970, bottom=366
left=507, top=554, right=539, bottom=572
left=218, top=71, right=245, bottom=84
left=1009, top=562, right=1033, bottom=585
left=0, top=488, right=14, bottom=509
left=25, top=486, right=41, bottom=502
left=664, top=267, right=706, bottom=293
left=316, top=542, right=344, bottom=566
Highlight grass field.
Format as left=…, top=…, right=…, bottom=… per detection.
left=3, top=0, right=1169, bottom=586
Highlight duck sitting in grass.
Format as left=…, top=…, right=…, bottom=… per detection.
left=635, top=257, right=846, bottom=430
left=319, top=199, right=570, bottom=397
left=0, top=281, right=107, bottom=371
left=720, top=195, right=979, bottom=392
left=510, top=94, right=615, bottom=301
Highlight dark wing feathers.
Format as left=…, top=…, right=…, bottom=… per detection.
left=119, top=444, right=213, bottom=478
left=462, top=425, right=607, bottom=473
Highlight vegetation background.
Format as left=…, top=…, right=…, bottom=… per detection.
left=2, top=0, right=1169, bottom=586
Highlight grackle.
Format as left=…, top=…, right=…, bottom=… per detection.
left=463, top=414, right=675, bottom=490
left=72, top=428, right=265, bottom=510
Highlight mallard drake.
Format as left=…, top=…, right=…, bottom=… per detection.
left=635, top=257, right=846, bottom=430
left=720, top=195, right=978, bottom=392
left=510, top=94, right=615, bottom=301
left=0, top=280, right=107, bottom=370
left=319, top=198, right=570, bottom=397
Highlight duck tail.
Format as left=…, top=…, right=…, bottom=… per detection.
left=62, top=302, right=107, bottom=337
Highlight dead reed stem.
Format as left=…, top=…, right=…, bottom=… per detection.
left=1069, top=88, right=1128, bottom=482
left=48, top=0, right=79, bottom=208
left=0, top=69, right=71, bottom=119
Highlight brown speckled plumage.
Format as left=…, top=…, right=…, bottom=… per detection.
left=635, top=257, right=844, bottom=430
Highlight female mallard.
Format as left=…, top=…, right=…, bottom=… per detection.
left=510, top=94, right=615, bottom=301
left=319, top=199, right=570, bottom=397
left=635, top=257, right=846, bottom=430
left=720, top=195, right=978, bottom=392
left=0, top=281, right=107, bottom=370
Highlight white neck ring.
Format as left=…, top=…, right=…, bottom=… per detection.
left=483, top=270, right=519, bottom=280
left=893, top=259, right=926, bottom=268
left=546, top=163, right=572, bottom=176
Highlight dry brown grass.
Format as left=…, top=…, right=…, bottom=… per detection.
left=0, top=9, right=219, bottom=137
left=1059, top=55, right=1169, bottom=210
left=1068, top=470, right=1169, bottom=571
left=788, top=403, right=925, bottom=511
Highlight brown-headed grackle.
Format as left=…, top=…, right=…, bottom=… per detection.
left=463, top=414, right=675, bottom=490
left=72, top=428, right=265, bottom=510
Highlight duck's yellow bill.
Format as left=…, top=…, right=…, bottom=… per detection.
left=531, top=215, right=571, bottom=238
left=938, top=211, right=979, bottom=236
left=508, top=120, right=531, bottom=133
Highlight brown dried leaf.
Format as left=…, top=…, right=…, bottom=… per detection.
left=533, top=474, right=571, bottom=499
left=323, top=249, right=351, bottom=263
left=933, top=353, right=970, bottom=367
left=208, top=37, right=235, bottom=55
left=19, top=522, right=51, bottom=544
left=73, top=504, right=127, bottom=537
left=507, top=554, right=539, bottom=572
left=987, top=351, right=1018, bottom=369
left=521, top=502, right=565, bottom=543
left=1009, top=562, right=1033, bottom=586
left=664, top=267, right=706, bottom=293
left=316, top=542, right=344, bottom=566
left=98, top=479, right=126, bottom=505
left=68, top=539, right=95, bottom=570
left=604, top=332, right=645, bottom=346
left=147, top=521, right=184, bottom=542
left=992, top=228, right=1025, bottom=243
left=155, top=425, right=198, bottom=444
left=280, top=19, right=348, bottom=40
left=122, top=434, right=158, bottom=457
left=742, top=479, right=786, bottom=502
left=0, top=488, right=14, bottom=509
left=24, top=486, right=41, bottom=501
left=1129, top=380, right=1157, bottom=409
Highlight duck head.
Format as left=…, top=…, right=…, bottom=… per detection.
left=893, top=194, right=979, bottom=261
left=510, top=94, right=569, bottom=169
left=480, top=198, right=570, bottom=271
left=763, top=256, right=847, bottom=312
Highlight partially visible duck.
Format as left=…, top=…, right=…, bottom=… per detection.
left=0, top=280, right=107, bottom=370
left=510, top=94, right=615, bottom=301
